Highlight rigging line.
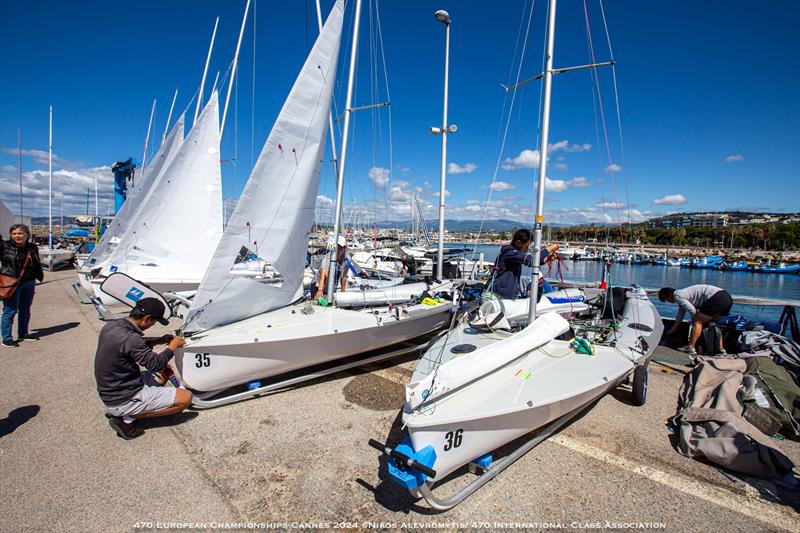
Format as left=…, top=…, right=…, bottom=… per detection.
left=599, top=0, right=633, bottom=242
left=496, top=0, right=531, bottom=151
left=375, top=0, right=394, bottom=231
left=473, top=0, right=537, bottom=253
left=582, top=0, right=624, bottom=245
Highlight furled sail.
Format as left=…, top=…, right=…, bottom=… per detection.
left=88, top=115, right=185, bottom=267
left=184, top=0, right=344, bottom=333
left=102, top=93, right=222, bottom=281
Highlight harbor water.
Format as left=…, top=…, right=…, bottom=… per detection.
left=455, top=243, right=800, bottom=324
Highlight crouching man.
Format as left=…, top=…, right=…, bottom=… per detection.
left=94, top=297, right=191, bottom=440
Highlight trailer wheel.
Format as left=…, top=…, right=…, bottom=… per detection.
left=632, top=365, right=648, bottom=406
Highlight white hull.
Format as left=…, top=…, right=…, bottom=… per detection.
left=175, top=299, right=455, bottom=393
left=40, top=247, right=75, bottom=270
left=400, top=289, right=662, bottom=481
left=335, top=281, right=436, bottom=308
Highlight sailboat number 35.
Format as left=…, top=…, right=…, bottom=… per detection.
left=195, top=353, right=211, bottom=368
left=444, top=429, right=463, bottom=451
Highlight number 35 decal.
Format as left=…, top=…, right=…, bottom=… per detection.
left=444, top=428, right=463, bottom=451
left=194, top=353, right=211, bottom=368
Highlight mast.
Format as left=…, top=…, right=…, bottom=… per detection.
left=314, top=0, right=341, bottom=189
left=220, top=0, right=251, bottom=141
left=195, top=16, right=219, bottom=125
left=163, top=88, right=179, bottom=143
left=141, top=99, right=156, bottom=175
left=434, top=10, right=452, bottom=281
left=527, top=0, right=557, bottom=324
left=48, top=105, right=53, bottom=263
left=17, top=127, right=23, bottom=222
left=326, top=0, right=362, bottom=301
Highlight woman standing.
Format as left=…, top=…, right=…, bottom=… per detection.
left=1, top=224, right=44, bottom=347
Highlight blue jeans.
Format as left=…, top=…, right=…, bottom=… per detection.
left=2, top=280, right=36, bottom=342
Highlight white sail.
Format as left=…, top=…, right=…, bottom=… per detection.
left=102, top=93, right=222, bottom=282
left=184, top=0, right=344, bottom=332
left=88, top=115, right=185, bottom=267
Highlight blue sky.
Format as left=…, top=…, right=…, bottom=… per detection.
left=1, top=0, right=798, bottom=226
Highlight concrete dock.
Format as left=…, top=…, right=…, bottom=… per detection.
left=1, top=270, right=798, bottom=532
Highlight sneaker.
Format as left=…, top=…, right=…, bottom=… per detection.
left=718, top=348, right=728, bottom=355
left=677, top=345, right=697, bottom=356
left=107, top=415, right=144, bottom=440
left=17, top=334, right=39, bottom=342
left=1, top=339, right=19, bottom=347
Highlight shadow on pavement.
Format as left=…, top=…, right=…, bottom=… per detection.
left=33, top=322, right=80, bottom=338
left=0, top=405, right=41, bottom=438
left=137, top=410, right=199, bottom=429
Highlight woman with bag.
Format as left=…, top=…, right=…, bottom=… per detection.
left=1, top=224, right=44, bottom=347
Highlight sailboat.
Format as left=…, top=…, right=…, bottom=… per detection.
left=173, top=0, right=457, bottom=407
left=75, top=114, right=186, bottom=295
left=39, top=106, right=75, bottom=271
left=89, top=92, right=222, bottom=303
left=371, top=1, right=663, bottom=509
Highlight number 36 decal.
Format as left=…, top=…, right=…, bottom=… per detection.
left=444, top=428, right=463, bottom=451
left=194, top=353, right=211, bottom=368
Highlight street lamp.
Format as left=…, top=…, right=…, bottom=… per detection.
left=433, top=9, right=454, bottom=281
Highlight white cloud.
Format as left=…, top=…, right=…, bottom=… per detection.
left=447, top=162, right=477, bottom=174
left=465, top=204, right=482, bottom=212
left=724, top=154, right=743, bottom=163
left=595, top=201, right=625, bottom=209
left=433, top=189, right=451, bottom=197
left=602, top=213, right=613, bottom=223
left=368, top=166, right=390, bottom=189
left=388, top=185, right=411, bottom=202
left=315, top=195, right=334, bottom=209
left=605, top=163, right=622, bottom=173
left=501, top=149, right=540, bottom=170
left=395, top=163, right=411, bottom=176
left=548, top=140, right=591, bottom=153
left=568, top=177, right=591, bottom=188
left=555, top=162, right=568, bottom=171
left=535, top=177, right=568, bottom=192
left=653, top=194, right=687, bottom=205
left=489, top=181, right=515, bottom=192
left=0, top=165, right=16, bottom=172
left=0, top=164, right=114, bottom=217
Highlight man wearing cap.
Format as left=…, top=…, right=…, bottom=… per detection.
left=314, top=235, right=356, bottom=299
left=94, top=297, right=190, bottom=440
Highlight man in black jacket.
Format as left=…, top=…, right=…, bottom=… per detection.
left=94, top=298, right=191, bottom=439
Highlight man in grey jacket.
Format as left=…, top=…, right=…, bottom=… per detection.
left=94, top=298, right=191, bottom=440
left=659, top=284, right=733, bottom=356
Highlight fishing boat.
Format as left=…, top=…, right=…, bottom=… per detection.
left=371, top=1, right=663, bottom=509
left=719, top=259, right=753, bottom=272
left=172, top=0, right=458, bottom=408
left=755, top=262, right=800, bottom=274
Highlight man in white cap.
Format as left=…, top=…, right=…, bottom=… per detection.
left=315, top=235, right=354, bottom=299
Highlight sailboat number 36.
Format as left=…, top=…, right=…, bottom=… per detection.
left=444, top=429, right=463, bottom=451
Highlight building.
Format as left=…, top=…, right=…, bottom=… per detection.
left=647, top=212, right=729, bottom=229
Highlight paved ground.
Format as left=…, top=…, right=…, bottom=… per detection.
left=1, top=270, right=798, bottom=532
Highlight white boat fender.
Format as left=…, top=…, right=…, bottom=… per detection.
left=369, top=437, right=438, bottom=490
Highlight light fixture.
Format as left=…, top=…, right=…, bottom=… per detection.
left=434, top=9, right=450, bottom=25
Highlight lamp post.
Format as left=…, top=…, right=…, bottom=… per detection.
left=432, top=9, right=455, bottom=281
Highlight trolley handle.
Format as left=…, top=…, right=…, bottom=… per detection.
left=368, top=439, right=437, bottom=479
